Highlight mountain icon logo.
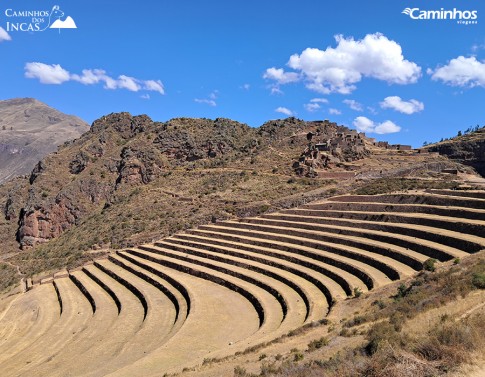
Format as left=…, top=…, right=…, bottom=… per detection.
left=46, top=5, right=77, bottom=32
left=50, top=16, right=76, bottom=29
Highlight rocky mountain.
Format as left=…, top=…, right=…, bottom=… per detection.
left=427, top=126, right=485, bottom=176
left=0, top=112, right=462, bottom=279
left=0, top=98, right=89, bottom=184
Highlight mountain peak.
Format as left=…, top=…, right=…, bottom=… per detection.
left=0, top=97, right=89, bottom=184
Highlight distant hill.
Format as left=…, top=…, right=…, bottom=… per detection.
left=427, top=126, right=485, bottom=177
left=0, top=98, right=89, bottom=184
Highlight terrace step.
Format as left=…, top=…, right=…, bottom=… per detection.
left=326, top=193, right=485, bottom=210
left=166, top=235, right=328, bottom=322
left=0, top=283, right=59, bottom=365
left=1, top=277, right=93, bottom=376
left=426, top=189, right=485, bottom=200
left=187, top=227, right=362, bottom=297
left=233, top=218, right=417, bottom=277
left=260, top=213, right=471, bottom=261
left=281, top=209, right=484, bottom=255
left=25, top=270, right=121, bottom=376
left=164, top=232, right=347, bottom=304
left=123, top=247, right=282, bottom=333
left=198, top=223, right=392, bottom=289
left=139, top=242, right=308, bottom=330
left=301, top=200, right=485, bottom=222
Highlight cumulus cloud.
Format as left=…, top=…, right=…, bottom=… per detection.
left=275, top=107, right=294, bottom=116
left=263, top=67, right=300, bottom=84
left=429, top=56, right=485, bottom=88
left=0, top=27, right=12, bottom=42
left=265, top=33, right=421, bottom=94
left=343, top=99, right=363, bottom=111
left=329, top=108, right=342, bottom=115
left=263, top=67, right=300, bottom=95
left=24, top=63, right=70, bottom=84
left=143, top=80, right=165, bottom=94
left=117, top=75, right=141, bottom=92
left=380, top=96, right=424, bottom=114
left=25, top=62, right=165, bottom=94
left=353, top=116, right=401, bottom=134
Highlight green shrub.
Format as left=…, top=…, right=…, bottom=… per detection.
left=424, top=258, right=437, bottom=272
left=308, top=337, right=329, bottom=351
left=233, top=366, right=247, bottom=377
left=472, top=273, right=485, bottom=289
left=353, top=287, right=363, bottom=298
left=395, top=283, right=408, bottom=299
left=293, top=352, right=304, bottom=362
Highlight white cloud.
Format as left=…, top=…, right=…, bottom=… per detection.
left=0, top=27, right=12, bottom=42
left=265, top=33, right=420, bottom=94
left=263, top=67, right=300, bottom=95
left=117, top=75, right=141, bottom=92
left=143, top=80, right=165, bottom=94
left=304, top=103, right=321, bottom=112
left=141, top=94, right=150, bottom=100
left=195, top=91, right=218, bottom=106
left=380, top=96, right=424, bottom=114
left=24, top=63, right=70, bottom=84
left=194, top=98, right=216, bottom=106
left=71, top=69, right=104, bottom=84
left=270, top=86, right=283, bottom=95
left=310, top=98, right=328, bottom=103
left=25, top=62, right=165, bottom=94
left=329, top=108, right=341, bottom=115
left=375, top=121, right=401, bottom=134
left=263, top=67, right=300, bottom=84
left=275, top=107, right=294, bottom=116
left=343, top=99, right=363, bottom=111
left=353, top=116, right=401, bottom=134
left=241, top=83, right=250, bottom=90
left=429, top=56, right=485, bottom=88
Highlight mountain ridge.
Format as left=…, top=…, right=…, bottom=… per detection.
left=0, top=97, right=89, bottom=184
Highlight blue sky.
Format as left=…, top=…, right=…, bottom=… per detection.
left=0, top=0, right=484, bottom=147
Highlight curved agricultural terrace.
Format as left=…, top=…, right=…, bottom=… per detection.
left=1, top=189, right=485, bottom=376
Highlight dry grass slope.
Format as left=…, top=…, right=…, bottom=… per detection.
left=2, top=188, right=485, bottom=376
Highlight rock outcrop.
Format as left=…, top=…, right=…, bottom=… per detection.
left=428, top=127, right=485, bottom=177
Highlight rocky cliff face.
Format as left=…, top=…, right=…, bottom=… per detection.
left=13, top=113, right=263, bottom=249
left=428, top=128, right=485, bottom=176
left=0, top=98, right=90, bottom=184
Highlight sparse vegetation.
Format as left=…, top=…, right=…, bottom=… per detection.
left=355, top=177, right=460, bottom=195
left=307, top=337, right=329, bottom=352
left=423, top=258, right=437, bottom=272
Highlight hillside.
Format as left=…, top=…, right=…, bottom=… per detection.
left=1, top=111, right=485, bottom=376
left=1, top=188, right=485, bottom=376
left=1, top=112, right=466, bottom=280
left=427, top=126, right=485, bottom=177
left=0, top=98, right=89, bottom=184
